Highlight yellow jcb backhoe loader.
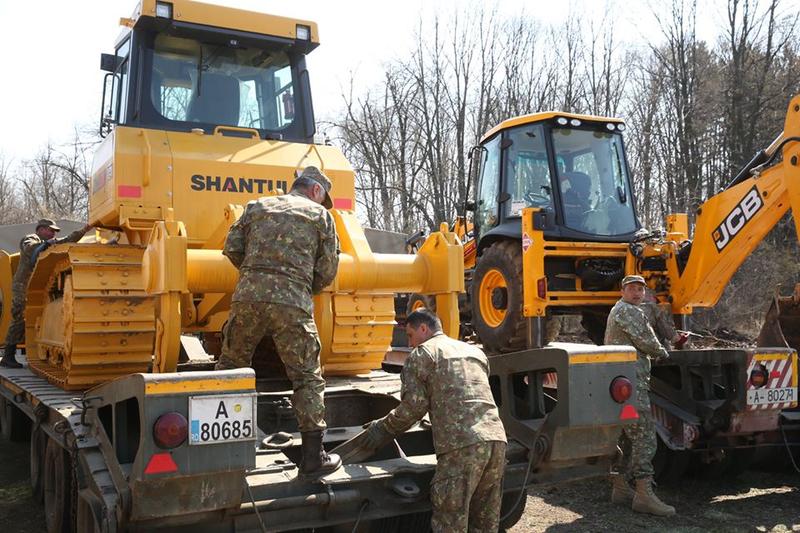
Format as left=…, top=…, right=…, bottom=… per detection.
left=444, top=97, right=800, bottom=479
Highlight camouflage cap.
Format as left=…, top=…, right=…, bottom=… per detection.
left=297, top=166, right=333, bottom=209
left=35, top=218, right=61, bottom=231
left=621, top=274, right=646, bottom=287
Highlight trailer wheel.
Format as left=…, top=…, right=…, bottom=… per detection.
left=692, top=448, right=755, bottom=479
left=0, top=396, right=31, bottom=442
left=76, top=492, right=102, bottom=533
left=652, top=435, right=690, bottom=484
left=44, top=437, right=74, bottom=533
left=30, top=425, right=47, bottom=502
left=499, top=489, right=528, bottom=531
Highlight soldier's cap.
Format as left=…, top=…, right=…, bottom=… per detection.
left=35, top=218, right=61, bottom=232
left=621, top=274, right=646, bottom=287
left=296, top=166, right=333, bottom=209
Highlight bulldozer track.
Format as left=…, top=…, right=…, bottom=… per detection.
left=26, top=244, right=155, bottom=390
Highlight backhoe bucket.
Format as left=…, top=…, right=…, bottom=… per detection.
left=757, top=286, right=800, bottom=351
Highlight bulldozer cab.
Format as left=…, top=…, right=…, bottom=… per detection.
left=472, top=113, right=640, bottom=250
left=100, top=4, right=317, bottom=143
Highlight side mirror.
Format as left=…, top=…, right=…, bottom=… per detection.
left=100, top=53, right=118, bottom=73
left=465, top=200, right=477, bottom=212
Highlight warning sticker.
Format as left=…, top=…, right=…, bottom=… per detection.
left=522, top=232, right=533, bottom=253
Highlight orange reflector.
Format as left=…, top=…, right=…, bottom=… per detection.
left=620, top=404, right=639, bottom=420
left=118, top=185, right=142, bottom=198
left=144, top=452, right=178, bottom=474
left=333, top=198, right=354, bottom=210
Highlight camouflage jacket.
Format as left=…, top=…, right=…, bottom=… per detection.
left=640, top=301, right=677, bottom=348
left=605, top=299, right=670, bottom=385
left=376, top=332, right=506, bottom=455
left=12, top=229, right=86, bottom=288
left=223, top=191, right=340, bottom=315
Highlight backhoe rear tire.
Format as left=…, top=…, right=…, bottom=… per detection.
left=472, top=241, right=527, bottom=353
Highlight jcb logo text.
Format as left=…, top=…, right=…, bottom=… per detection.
left=712, top=186, right=763, bottom=251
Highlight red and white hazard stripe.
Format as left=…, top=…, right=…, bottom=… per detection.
left=745, top=353, right=797, bottom=410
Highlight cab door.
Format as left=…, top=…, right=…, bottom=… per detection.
left=474, top=135, right=502, bottom=241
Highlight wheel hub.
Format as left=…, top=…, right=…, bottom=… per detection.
left=491, top=287, right=508, bottom=309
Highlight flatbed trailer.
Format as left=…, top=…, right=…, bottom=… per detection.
left=0, top=342, right=639, bottom=532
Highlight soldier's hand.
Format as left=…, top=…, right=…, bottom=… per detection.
left=674, top=332, right=690, bottom=349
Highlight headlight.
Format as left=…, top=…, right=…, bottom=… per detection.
left=155, top=1, right=173, bottom=19
left=296, top=24, right=311, bottom=40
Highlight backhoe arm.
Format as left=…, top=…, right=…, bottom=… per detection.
left=667, top=94, right=800, bottom=313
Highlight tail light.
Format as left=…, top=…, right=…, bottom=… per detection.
left=153, top=412, right=188, bottom=449
left=610, top=376, right=633, bottom=403
left=537, top=277, right=547, bottom=299
left=749, top=364, right=769, bottom=388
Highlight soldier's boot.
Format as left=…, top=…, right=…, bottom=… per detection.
left=610, top=473, right=635, bottom=505
left=298, top=430, right=342, bottom=479
left=632, top=477, right=675, bottom=516
left=0, top=344, right=21, bottom=369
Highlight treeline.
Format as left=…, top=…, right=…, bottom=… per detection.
left=0, top=127, right=96, bottom=225
left=332, top=0, right=800, bottom=235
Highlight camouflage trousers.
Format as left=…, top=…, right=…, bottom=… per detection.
left=4, top=283, right=26, bottom=346
left=216, top=301, right=326, bottom=432
left=618, top=383, right=656, bottom=481
left=430, top=441, right=506, bottom=533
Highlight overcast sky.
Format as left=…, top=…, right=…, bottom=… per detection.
left=0, top=0, right=790, bottom=161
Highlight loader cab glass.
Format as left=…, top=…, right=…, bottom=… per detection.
left=551, top=127, right=637, bottom=236
left=475, top=135, right=502, bottom=239
left=505, top=124, right=553, bottom=216
left=145, top=34, right=299, bottom=135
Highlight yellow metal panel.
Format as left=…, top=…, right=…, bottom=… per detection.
left=137, top=0, right=320, bottom=44
left=145, top=377, right=255, bottom=395
left=754, top=353, right=794, bottom=361
left=569, top=352, right=637, bottom=364
left=522, top=208, right=546, bottom=317
left=482, top=112, right=623, bottom=143
left=166, top=131, right=355, bottom=246
left=0, top=251, right=15, bottom=342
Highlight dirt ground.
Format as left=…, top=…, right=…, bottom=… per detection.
left=509, top=469, right=800, bottom=533
left=0, top=439, right=45, bottom=532
left=2, top=435, right=798, bottom=533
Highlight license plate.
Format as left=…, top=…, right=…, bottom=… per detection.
left=746, top=387, right=797, bottom=406
left=189, top=394, right=257, bottom=445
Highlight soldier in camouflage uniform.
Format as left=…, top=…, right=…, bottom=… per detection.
left=641, top=289, right=688, bottom=349
left=2, top=218, right=91, bottom=368
left=604, top=275, right=675, bottom=516
left=364, top=309, right=507, bottom=532
left=215, top=166, right=341, bottom=478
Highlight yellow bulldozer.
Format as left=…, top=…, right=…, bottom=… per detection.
left=0, top=0, right=464, bottom=390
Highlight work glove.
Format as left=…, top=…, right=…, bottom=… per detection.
left=674, top=332, right=690, bottom=349
left=362, top=419, right=394, bottom=450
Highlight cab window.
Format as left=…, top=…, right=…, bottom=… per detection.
left=475, top=135, right=502, bottom=238
left=505, top=124, right=552, bottom=217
